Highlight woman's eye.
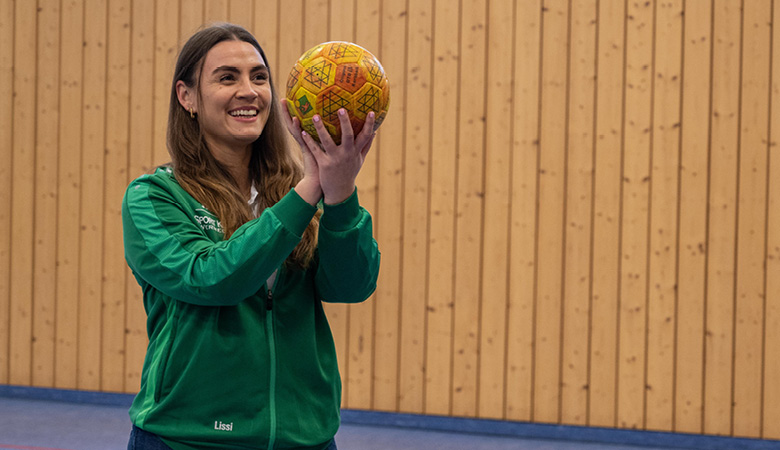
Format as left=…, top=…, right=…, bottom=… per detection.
left=254, top=73, right=269, bottom=82
left=220, top=74, right=234, bottom=82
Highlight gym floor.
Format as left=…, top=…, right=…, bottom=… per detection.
left=0, top=389, right=776, bottom=450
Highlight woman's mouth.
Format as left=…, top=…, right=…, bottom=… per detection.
left=229, top=108, right=259, bottom=118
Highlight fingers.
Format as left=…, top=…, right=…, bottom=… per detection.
left=312, top=115, right=336, bottom=149
left=337, top=109, right=354, bottom=146
left=355, top=111, right=376, bottom=154
left=301, top=130, right=324, bottom=161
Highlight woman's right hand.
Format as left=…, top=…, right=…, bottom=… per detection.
left=281, top=99, right=322, bottom=206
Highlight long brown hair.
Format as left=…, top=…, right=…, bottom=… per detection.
left=168, top=23, right=319, bottom=269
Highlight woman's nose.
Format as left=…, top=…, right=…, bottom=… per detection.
left=236, top=76, right=259, bottom=100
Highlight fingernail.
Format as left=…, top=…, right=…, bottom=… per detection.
left=302, top=131, right=308, bottom=137
left=313, top=115, right=320, bottom=123
left=368, top=111, right=375, bottom=118
left=339, top=108, right=346, bottom=116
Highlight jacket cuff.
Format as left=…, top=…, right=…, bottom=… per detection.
left=321, top=188, right=361, bottom=232
left=270, top=189, right=318, bottom=236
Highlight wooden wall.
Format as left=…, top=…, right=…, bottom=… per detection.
left=2, top=0, right=780, bottom=440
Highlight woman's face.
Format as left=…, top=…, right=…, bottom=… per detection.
left=184, top=40, right=272, bottom=154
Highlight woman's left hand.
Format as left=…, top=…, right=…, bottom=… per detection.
left=301, top=108, right=376, bottom=205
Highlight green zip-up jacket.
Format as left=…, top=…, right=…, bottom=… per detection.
left=122, top=167, right=380, bottom=450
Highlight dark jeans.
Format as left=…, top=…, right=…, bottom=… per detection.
left=128, top=425, right=338, bottom=449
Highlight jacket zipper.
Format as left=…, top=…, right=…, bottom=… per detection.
left=265, top=267, right=283, bottom=450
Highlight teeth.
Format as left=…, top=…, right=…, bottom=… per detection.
left=230, top=109, right=257, bottom=116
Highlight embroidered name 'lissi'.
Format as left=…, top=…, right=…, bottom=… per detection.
left=214, top=420, right=233, bottom=431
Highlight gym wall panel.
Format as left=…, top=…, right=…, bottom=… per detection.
left=2, top=0, right=779, bottom=440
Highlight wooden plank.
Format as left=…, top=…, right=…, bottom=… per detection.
left=0, top=0, right=14, bottom=384
left=704, top=0, right=741, bottom=435
left=55, top=0, right=84, bottom=390
left=102, top=0, right=132, bottom=393
left=561, top=0, right=597, bottom=427
left=763, top=0, right=780, bottom=438
left=645, top=0, right=683, bottom=432
left=277, top=0, right=303, bottom=105
left=372, top=0, right=405, bottom=412
left=303, top=0, right=328, bottom=49
left=616, top=0, right=653, bottom=430
left=318, top=0, right=354, bottom=408
left=589, top=0, right=625, bottom=428
left=675, top=0, right=711, bottom=434
left=327, top=0, right=354, bottom=43
left=228, top=0, right=253, bottom=31
left=506, top=0, right=541, bottom=422
left=154, top=1, right=178, bottom=166
left=180, top=0, right=204, bottom=46
left=534, top=0, right=568, bottom=424
left=451, top=0, right=486, bottom=418
left=398, top=0, right=432, bottom=415
left=478, top=0, right=513, bottom=420
left=251, top=0, right=277, bottom=73
left=78, top=0, right=107, bottom=391
left=344, top=0, right=381, bottom=411
left=9, top=0, right=37, bottom=387
left=204, top=0, right=228, bottom=23
left=425, top=0, right=459, bottom=417
left=732, top=0, right=771, bottom=438
left=125, top=0, right=156, bottom=393
left=32, top=0, right=61, bottom=388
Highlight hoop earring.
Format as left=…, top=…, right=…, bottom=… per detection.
left=189, top=107, right=195, bottom=119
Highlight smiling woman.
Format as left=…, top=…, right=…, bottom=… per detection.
left=121, top=23, right=381, bottom=450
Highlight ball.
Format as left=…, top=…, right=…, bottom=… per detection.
left=285, top=41, right=390, bottom=145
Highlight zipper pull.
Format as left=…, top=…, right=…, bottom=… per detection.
left=266, top=288, right=273, bottom=311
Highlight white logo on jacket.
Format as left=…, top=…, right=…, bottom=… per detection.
left=194, top=207, right=223, bottom=233
left=214, top=420, right=233, bottom=431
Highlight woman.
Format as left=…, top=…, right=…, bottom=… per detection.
left=123, top=23, right=380, bottom=450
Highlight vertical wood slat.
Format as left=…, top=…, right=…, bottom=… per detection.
left=124, top=0, right=156, bottom=393
left=0, top=0, right=13, bottom=385
left=154, top=1, right=178, bottom=166
left=675, top=0, right=711, bottom=434
left=372, top=0, right=405, bottom=413
left=228, top=0, right=253, bottom=31
left=251, top=0, right=276, bottom=72
left=78, top=0, right=107, bottom=390
left=102, top=0, right=132, bottom=393
left=180, top=0, right=205, bottom=46
left=451, top=0, right=486, bottom=418
left=505, top=0, right=541, bottom=423
left=204, top=0, right=229, bottom=24
left=589, top=0, right=625, bottom=428
left=616, top=0, right=654, bottom=430
left=55, top=0, right=84, bottom=390
left=425, top=0, right=459, bottom=418
left=9, top=0, right=37, bottom=387
left=764, top=0, right=780, bottom=439
left=346, top=0, right=378, bottom=411
left=398, top=0, right=432, bottom=415
left=704, top=0, right=741, bottom=436
left=561, top=0, right=597, bottom=427
left=478, top=0, right=513, bottom=421
left=32, top=0, right=61, bottom=388
left=645, top=0, right=683, bottom=432
left=732, top=0, right=771, bottom=437
left=534, top=0, right=568, bottom=425
left=324, top=0, right=356, bottom=409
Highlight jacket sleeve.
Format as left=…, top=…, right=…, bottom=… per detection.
left=315, top=189, right=381, bottom=303
left=122, top=175, right=317, bottom=306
